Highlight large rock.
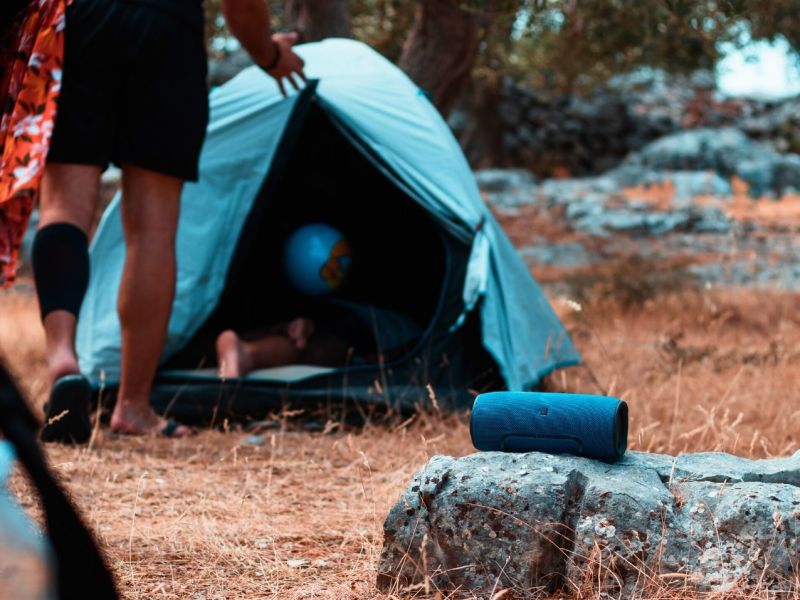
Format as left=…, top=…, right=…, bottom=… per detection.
left=624, top=128, right=753, bottom=174
left=741, top=97, right=800, bottom=154
left=621, top=128, right=799, bottom=197
left=474, top=169, right=537, bottom=209
left=378, top=451, right=800, bottom=596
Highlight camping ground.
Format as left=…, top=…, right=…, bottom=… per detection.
left=3, top=2, right=800, bottom=598
left=3, top=249, right=799, bottom=598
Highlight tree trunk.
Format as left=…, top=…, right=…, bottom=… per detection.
left=284, top=0, right=354, bottom=43
left=397, top=0, right=480, bottom=117
left=458, top=69, right=505, bottom=168
left=457, top=7, right=513, bottom=167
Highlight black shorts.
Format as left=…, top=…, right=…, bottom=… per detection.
left=47, top=0, right=209, bottom=182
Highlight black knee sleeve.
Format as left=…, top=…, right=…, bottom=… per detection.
left=32, top=223, right=90, bottom=320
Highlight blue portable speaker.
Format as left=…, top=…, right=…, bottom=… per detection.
left=470, top=392, right=628, bottom=461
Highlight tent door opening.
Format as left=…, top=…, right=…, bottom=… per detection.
left=162, top=96, right=453, bottom=379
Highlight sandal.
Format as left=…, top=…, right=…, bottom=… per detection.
left=40, top=374, right=92, bottom=444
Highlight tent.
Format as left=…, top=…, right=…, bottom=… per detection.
left=76, top=39, right=580, bottom=421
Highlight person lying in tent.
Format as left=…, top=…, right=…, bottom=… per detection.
left=216, top=316, right=348, bottom=377
left=215, top=305, right=423, bottom=378
left=0, top=0, right=306, bottom=443
left=215, top=224, right=422, bottom=377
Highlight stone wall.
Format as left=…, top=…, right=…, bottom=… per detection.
left=451, top=72, right=800, bottom=178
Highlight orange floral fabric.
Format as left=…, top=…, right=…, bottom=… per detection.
left=0, top=0, right=70, bottom=288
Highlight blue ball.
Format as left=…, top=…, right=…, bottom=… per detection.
left=283, top=224, right=352, bottom=296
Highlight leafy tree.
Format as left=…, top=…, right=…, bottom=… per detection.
left=501, top=0, right=799, bottom=91
left=397, top=1, right=480, bottom=116
left=205, top=0, right=800, bottom=112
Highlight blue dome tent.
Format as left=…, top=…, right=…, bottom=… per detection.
left=76, top=39, right=579, bottom=419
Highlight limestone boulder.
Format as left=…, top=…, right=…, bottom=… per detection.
left=378, top=451, right=800, bottom=597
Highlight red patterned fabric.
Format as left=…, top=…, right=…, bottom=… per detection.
left=0, top=0, right=70, bottom=287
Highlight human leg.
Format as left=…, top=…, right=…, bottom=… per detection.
left=36, top=164, right=100, bottom=443
left=102, top=2, right=206, bottom=436
left=108, top=164, right=190, bottom=436
left=34, top=0, right=116, bottom=445
left=299, top=332, right=351, bottom=367
left=215, top=317, right=353, bottom=378
left=35, top=164, right=100, bottom=384
left=216, top=330, right=301, bottom=378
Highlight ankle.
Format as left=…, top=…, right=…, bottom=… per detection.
left=111, top=399, right=154, bottom=421
left=47, top=348, right=80, bottom=384
left=113, top=395, right=152, bottom=414
left=109, top=402, right=167, bottom=434
left=238, top=343, right=254, bottom=374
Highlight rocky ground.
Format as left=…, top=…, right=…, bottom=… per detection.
left=481, top=127, right=800, bottom=296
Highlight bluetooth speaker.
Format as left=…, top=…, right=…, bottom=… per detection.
left=470, top=392, right=628, bottom=461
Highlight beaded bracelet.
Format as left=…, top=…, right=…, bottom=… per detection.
left=262, top=41, right=281, bottom=71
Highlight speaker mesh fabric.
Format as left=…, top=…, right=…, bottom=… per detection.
left=470, top=392, right=628, bottom=461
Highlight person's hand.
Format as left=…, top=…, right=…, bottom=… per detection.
left=287, top=317, right=315, bottom=351
left=261, top=32, right=307, bottom=97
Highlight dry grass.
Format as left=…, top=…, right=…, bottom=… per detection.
left=2, top=280, right=800, bottom=599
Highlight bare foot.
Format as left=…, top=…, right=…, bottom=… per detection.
left=216, top=329, right=251, bottom=378
left=109, top=400, right=193, bottom=437
left=287, top=317, right=315, bottom=351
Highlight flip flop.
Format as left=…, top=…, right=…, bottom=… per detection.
left=40, top=374, right=92, bottom=444
left=161, top=419, right=180, bottom=437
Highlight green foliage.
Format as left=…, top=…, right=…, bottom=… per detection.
left=741, top=0, right=800, bottom=48
left=492, top=0, right=800, bottom=91
left=206, top=0, right=800, bottom=92
left=512, top=1, right=731, bottom=88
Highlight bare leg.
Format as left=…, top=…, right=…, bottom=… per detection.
left=300, top=333, right=350, bottom=367
left=38, top=164, right=100, bottom=384
left=109, top=164, right=190, bottom=436
left=216, top=330, right=301, bottom=378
